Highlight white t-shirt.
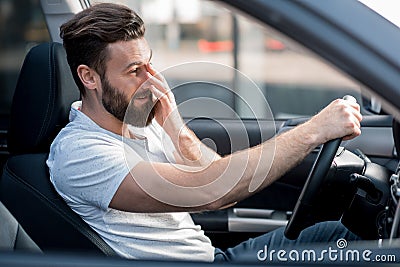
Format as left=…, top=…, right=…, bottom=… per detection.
left=46, top=102, right=214, bottom=261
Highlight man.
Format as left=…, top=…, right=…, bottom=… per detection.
left=47, top=3, right=362, bottom=262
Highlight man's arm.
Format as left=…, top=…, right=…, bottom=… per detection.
left=110, top=97, right=362, bottom=213
left=169, top=125, right=221, bottom=166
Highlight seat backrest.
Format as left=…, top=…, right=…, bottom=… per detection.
left=0, top=42, right=116, bottom=256
left=8, top=42, right=78, bottom=155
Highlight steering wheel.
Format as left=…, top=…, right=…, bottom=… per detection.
left=284, top=138, right=341, bottom=239
left=284, top=95, right=356, bottom=240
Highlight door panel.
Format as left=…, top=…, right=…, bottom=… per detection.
left=185, top=118, right=280, bottom=156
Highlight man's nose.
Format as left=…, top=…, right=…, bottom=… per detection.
left=136, top=72, right=152, bottom=92
left=138, top=70, right=151, bottom=85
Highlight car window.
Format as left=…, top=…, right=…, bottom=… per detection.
left=91, top=0, right=363, bottom=120
left=0, top=0, right=50, bottom=117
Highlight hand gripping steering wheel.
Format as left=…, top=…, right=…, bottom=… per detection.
left=284, top=95, right=357, bottom=240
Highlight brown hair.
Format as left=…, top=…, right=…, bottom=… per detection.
left=60, top=3, right=145, bottom=95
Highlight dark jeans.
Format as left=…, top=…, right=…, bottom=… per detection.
left=214, top=221, right=360, bottom=263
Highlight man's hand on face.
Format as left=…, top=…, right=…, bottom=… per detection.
left=144, top=63, right=184, bottom=136
left=306, top=98, right=362, bottom=145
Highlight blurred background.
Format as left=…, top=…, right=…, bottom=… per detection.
left=4, top=0, right=397, bottom=123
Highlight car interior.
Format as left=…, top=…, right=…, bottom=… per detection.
left=0, top=201, right=41, bottom=252
left=1, top=0, right=400, bottom=266
left=0, top=42, right=115, bottom=255
left=0, top=38, right=399, bottom=257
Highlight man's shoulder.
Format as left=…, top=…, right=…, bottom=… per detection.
left=55, top=125, right=121, bottom=149
left=51, top=114, right=122, bottom=155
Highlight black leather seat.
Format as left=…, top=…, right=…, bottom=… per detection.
left=0, top=42, right=116, bottom=256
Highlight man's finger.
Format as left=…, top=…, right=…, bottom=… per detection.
left=145, top=72, right=174, bottom=103
left=146, top=63, right=167, bottom=84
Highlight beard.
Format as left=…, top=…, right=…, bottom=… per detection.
left=101, top=77, right=155, bottom=127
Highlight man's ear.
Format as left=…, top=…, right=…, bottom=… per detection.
left=77, top=64, right=100, bottom=91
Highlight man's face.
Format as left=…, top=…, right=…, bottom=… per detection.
left=101, top=38, right=154, bottom=127
left=101, top=76, right=154, bottom=127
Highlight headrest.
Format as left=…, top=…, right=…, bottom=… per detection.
left=8, top=42, right=80, bottom=155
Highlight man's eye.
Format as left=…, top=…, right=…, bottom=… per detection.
left=129, top=68, right=138, bottom=74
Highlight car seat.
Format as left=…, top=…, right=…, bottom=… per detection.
left=0, top=42, right=116, bottom=256
left=0, top=201, right=41, bottom=252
